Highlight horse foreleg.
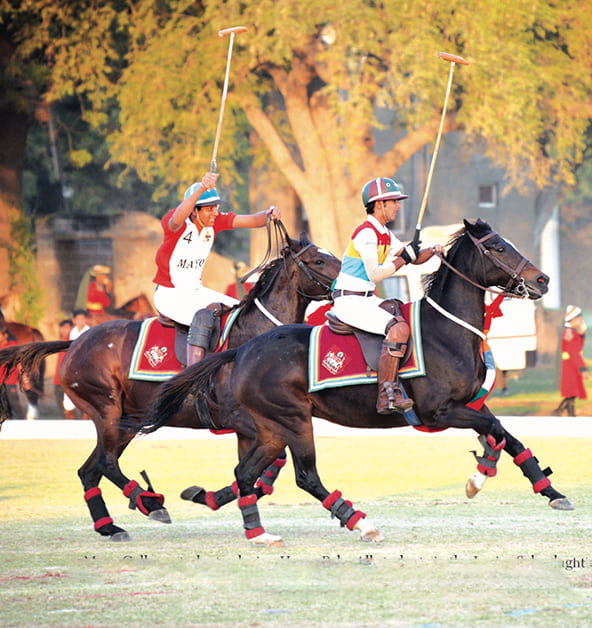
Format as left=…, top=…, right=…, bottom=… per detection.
left=290, top=437, right=383, bottom=543
left=502, top=431, right=574, bottom=510
left=181, top=448, right=287, bottom=510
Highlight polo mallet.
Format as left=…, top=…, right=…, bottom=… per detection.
left=413, top=51, right=469, bottom=242
left=210, top=26, right=248, bottom=173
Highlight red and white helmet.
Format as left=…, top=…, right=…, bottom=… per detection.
left=362, top=177, right=408, bottom=206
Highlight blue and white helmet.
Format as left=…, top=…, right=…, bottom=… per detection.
left=183, top=183, right=221, bottom=208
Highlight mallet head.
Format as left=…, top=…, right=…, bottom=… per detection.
left=218, top=26, right=248, bottom=37
left=437, top=51, right=469, bottom=65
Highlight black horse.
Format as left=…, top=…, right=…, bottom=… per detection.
left=141, top=219, right=574, bottom=547
left=0, top=223, right=340, bottom=541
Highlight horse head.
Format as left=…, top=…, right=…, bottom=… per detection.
left=282, top=232, right=341, bottom=301
left=463, top=219, right=549, bottom=299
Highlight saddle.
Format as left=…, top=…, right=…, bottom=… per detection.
left=324, top=299, right=411, bottom=371
left=157, top=313, right=221, bottom=366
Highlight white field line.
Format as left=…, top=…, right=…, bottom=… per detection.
left=1, top=417, right=591, bottom=440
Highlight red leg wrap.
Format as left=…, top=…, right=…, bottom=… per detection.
left=94, top=516, right=114, bottom=531
left=123, top=480, right=165, bottom=516
left=345, top=510, right=366, bottom=531
left=245, top=527, right=266, bottom=539
left=513, top=448, right=532, bottom=466
left=322, top=490, right=342, bottom=510
left=238, top=494, right=258, bottom=507
left=205, top=491, right=220, bottom=511
left=84, top=487, right=102, bottom=501
left=533, top=478, right=551, bottom=493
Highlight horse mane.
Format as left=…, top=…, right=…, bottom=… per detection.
left=423, top=218, right=492, bottom=300
left=240, top=256, right=284, bottom=309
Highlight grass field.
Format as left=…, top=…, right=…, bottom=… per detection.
left=1, top=433, right=592, bottom=627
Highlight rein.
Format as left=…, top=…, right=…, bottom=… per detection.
left=426, top=227, right=532, bottom=339
left=237, top=219, right=335, bottom=326
left=436, top=230, right=530, bottom=299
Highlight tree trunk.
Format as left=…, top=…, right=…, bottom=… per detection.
left=0, top=103, right=29, bottom=315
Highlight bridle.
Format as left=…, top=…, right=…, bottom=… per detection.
left=425, top=227, right=534, bottom=340
left=238, top=219, right=336, bottom=325
left=437, top=229, right=531, bottom=298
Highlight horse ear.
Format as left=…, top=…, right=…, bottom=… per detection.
left=463, top=218, right=475, bottom=232
left=289, top=232, right=310, bottom=250
left=464, top=218, right=490, bottom=236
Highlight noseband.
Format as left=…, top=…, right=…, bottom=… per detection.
left=438, top=230, right=531, bottom=298
left=285, top=242, right=336, bottom=300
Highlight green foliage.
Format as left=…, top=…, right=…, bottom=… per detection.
left=4, top=0, right=592, bottom=251
left=8, top=213, right=44, bottom=326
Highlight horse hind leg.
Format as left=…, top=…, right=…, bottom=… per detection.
left=233, top=439, right=288, bottom=547
left=79, top=446, right=131, bottom=542
left=181, top=451, right=287, bottom=510
left=79, top=434, right=171, bottom=542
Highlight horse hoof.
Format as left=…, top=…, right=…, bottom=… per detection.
left=110, top=531, right=132, bottom=542
left=249, top=532, right=285, bottom=548
left=180, top=486, right=205, bottom=502
left=361, top=529, right=384, bottom=543
left=465, top=471, right=487, bottom=498
left=549, top=497, right=575, bottom=511
left=354, top=517, right=384, bottom=543
left=149, top=508, right=172, bottom=524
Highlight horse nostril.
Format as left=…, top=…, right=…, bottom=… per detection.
left=537, top=275, right=548, bottom=285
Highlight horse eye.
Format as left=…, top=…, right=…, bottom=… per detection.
left=496, top=246, right=505, bottom=253
left=314, top=259, right=324, bottom=265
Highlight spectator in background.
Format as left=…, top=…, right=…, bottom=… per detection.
left=54, top=318, right=73, bottom=419
left=86, top=265, right=112, bottom=315
left=552, top=305, right=589, bottom=417
left=63, top=309, right=90, bottom=420
left=74, top=265, right=112, bottom=315
left=0, top=324, right=25, bottom=419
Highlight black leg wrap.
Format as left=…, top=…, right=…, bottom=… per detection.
left=513, top=448, right=551, bottom=493
left=210, top=483, right=239, bottom=509
left=255, top=452, right=287, bottom=497
left=84, top=487, right=121, bottom=535
left=471, top=434, right=506, bottom=477
left=322, top=490, right=360, bottom=528
left=238, top=494, right=265, bottom=540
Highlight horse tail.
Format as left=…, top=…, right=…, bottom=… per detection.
left=140, top=348, right=239, bottom=435
left=0, top=340, right=68, bottom=426
left=1, top=340, right=71, bottom=394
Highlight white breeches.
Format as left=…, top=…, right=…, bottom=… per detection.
left=330, top=294, right=394, bottom=336
left=154, top=285, right=238, bottom=327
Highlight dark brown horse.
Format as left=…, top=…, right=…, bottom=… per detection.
left=0, top=309, right=45, bottom=420
left=0, top=224, right=340, bottom=541
left=141, top=219, right=573, bottom=547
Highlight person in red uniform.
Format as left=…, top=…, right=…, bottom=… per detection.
left=552, top=304, right=589, bottom=416
left=86, top=265, right=112, bottom=315
left=153, top=171, right=281, bottom=366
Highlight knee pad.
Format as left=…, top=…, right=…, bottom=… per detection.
left=187, top=307, right=218, bottom=349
